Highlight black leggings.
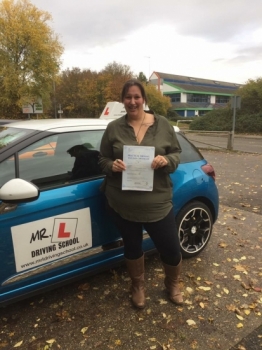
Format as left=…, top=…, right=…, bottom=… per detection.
left=107, top=204, right=181, bottom=266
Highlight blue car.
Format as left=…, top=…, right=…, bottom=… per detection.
left=0, top=119, right=219, bottom=306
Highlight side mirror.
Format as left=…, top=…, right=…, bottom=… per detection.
left=0, top=179, right=39, bottom=204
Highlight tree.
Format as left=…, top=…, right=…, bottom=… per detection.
left=236, top=78, right=262, bottom=114
left=145, top=84, right=172, bottom=116
left=55, top=62, right=134, bottom=118
left=54, top=68, right=96, bottom=117
left=0, top=0, right=63, bottom=117
left=137, top=72, right=147, bottom=83
left=101, top=61, right=133, bottom=101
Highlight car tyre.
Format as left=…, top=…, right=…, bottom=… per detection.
left=176, top=201, right=213, bottom=258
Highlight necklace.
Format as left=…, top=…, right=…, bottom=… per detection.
left=135, top=113, right=146, bottom=142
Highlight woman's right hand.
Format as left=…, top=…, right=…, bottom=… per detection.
left=112, top=159, right=126, bottom=172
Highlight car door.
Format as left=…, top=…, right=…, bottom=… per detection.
left=0, top=129, right=121, bottom=304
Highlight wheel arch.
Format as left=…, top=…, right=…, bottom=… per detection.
left=176, top=196, right=218, bottom=223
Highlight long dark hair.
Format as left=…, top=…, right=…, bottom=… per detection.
left=121, top=79, right=148, bottom=104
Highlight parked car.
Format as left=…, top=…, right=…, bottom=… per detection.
left=0, top=119, right=219, bottom=306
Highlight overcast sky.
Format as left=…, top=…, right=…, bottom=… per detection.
left=30, top=0, right=262, bottom=84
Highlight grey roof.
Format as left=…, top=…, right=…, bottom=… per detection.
left=153, top=72, right=241, bottom=95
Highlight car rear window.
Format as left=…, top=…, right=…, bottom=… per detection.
left=176, top=132, right=203, bottom=163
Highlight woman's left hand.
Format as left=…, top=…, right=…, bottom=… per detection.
left=151, top=155, right=168, bottom=169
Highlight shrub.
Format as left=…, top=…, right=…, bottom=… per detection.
left=189, top=108, right=262, bottom=133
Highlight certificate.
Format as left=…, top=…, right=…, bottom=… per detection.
left=122, top=145, right=155, bottom=191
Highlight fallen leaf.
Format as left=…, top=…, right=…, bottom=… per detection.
left=235, top=308, right=243, bottom=316
left=186, top=319, right=196, bottom=326
left=241, top=282, right=251, bottom=290
left=81, top=327, right=88, bottom=334
left=158, top=299, right=168, bottom=305
left=13, top=341, right=23, bottom=348
left=198, top=286, right=211, bottom=291
left=234, top=265, right=248, bottom=273
left=186, top=287, right=194, bottom=294
left=226, top=304, right=236, bottom=311
left=236, top=315, right=244, bottom=321
left=135, top=332, right=142, bottom=336
left=204, top=281, right=213, bottom=285
left=199, top=302, right=205, bottom=309
left=233, top=275, right=242, bottom=281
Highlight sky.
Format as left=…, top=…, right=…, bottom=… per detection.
left=30, top=0, right=262, bottom=84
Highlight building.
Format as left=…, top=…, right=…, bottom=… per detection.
left=149, top=72, right=241, bottom=117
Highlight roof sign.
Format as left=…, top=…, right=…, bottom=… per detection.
left=100, top=102, right=127, bottom=119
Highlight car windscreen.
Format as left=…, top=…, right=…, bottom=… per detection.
left=0, top=126, right=35, bottom=151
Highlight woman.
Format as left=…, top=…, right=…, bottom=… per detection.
left=99, top=79, right=183, bottom=309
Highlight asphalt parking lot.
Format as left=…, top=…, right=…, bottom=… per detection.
left=0, top=136, right=261, bottom=350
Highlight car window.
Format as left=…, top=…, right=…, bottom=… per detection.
left=0, top=130, right=104, bottom=189
left=0, top=156, right=16, bottom=187
left=0, top=127, right=34, bottom=150
left=176, top=132, right=203, bottom=163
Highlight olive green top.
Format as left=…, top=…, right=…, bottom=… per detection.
left=99, top=111, right=181, bottom=222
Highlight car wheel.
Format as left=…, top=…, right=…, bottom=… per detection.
left=176, top=201, right=213, bottom=258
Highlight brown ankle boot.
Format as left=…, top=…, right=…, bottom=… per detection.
left=162, top=259, right=183, bottom=305
left=125, top=255, right=145, bottom=309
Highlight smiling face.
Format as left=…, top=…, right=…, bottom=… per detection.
left=122, top=85, right=145, bottom=119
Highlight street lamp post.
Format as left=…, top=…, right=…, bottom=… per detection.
left=53, top=81, right=57, bottom=119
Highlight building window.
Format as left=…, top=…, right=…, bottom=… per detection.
left=167, top=93, right=181, bottom=102
left=215, top=95, right=230, bottom=104
left=177, top=110, right=185, bottom=117
left=187, top=94, right=210, bottom=103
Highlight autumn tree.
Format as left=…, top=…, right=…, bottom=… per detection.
left=54, top=68, right=96, bottom=117
left=145, top=84, right=172, bottom=116
left=101, top=61, right=133, bottom=101
left=0, top=0, right=63, bottom=118
left=55, top=62, right=133, bottom=118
